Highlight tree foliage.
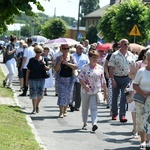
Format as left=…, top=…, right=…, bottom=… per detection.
left=86, top=25, right=98, bottom=44
left=41, top=18, right=68, bottom=39
left=80, top=0, right=99, bottom=26
left=0, top=0, right=47, bottom=34
left=98, top=0, right=150, bottom=44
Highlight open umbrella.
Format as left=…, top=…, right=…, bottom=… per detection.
left=129, top=43, right=146, bottom=53
left=96, top=43, right=113, bottom=51
left=45, top=38, right=79, bottom=46
left=31, top=35, right=48, bottom=43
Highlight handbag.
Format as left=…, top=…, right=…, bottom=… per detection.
left=43, top=70, right=50, bottom=79
left=96, top=91, right=103, bottom=104
left=133, top=93, right=146, bottom=104
left=41, top=57, right=50, bottom=79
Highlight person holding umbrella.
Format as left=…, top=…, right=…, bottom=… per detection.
left=53, top=44, right=77, bottom=118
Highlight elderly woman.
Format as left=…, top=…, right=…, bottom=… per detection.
left=41, top=46, right=54, bottom=96
left=53, top=44, right=77, bottom=118
left=78, top=50, right=108, bottom=132
left=26, top=45, right=50, bottom=114
left=133, top=49, right=150, bottom=149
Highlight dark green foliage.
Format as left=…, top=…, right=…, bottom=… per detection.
left=41, top=18, right=68, bottom=39
left=86, top=25, right=98, bottom=44
left=98, top=0, right=150, bottom=44
left=0, top=0, right=46, bottom=34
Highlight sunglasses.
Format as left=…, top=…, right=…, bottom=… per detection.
left=124, top=43, right=129, bottom=46
left=62, top=48, right=69, bottom=50
left=35, top=51, right=42, bottom=53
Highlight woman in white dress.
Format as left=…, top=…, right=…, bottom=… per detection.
left=133, top=49, right=150, bottom=149
left=41, top=46, right=54, bottom=96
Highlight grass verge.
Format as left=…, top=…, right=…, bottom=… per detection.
left=0, top=68, right=41, bottom=150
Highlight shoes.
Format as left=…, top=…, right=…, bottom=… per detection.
left=140, top=142, right=146, bottom=149
left=120, top=116, right=127, bottom=123
left=133, top=131, right=138, bottom=139
left=106, top=105, right=110, bottom=109
left=74, top=107, right=79, bottom=111
left=31, top=111, right=36, bottom=114
left=36, top=107, right=39, bottom=113
left=92, top=124, right=98, bottom=132
left=3, top=80, right=6, bottom=87
left=19, top=93, right=26, bottom=96
left=70, top=106, right=74, bottom=112
left=63, top=111, right=67, bottom=117
left=82, top=125, right=87, bottom=130
left=59, top=113, right=64, bottom=118
left=55, top=93, right=58, bottom=96
left=7, top=86, right=12, bottom=89
left=44, top=93, right=48, bottom=96
left=112, top=116, right=117, bottom=120
left=146, top=143, right=150, bottom=150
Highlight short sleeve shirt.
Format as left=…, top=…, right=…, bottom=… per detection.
left=133, top=67, right=150, bottom=92
left=78, top=64, right=106, bottom=95
left=108, top=50, right=135, bottom=76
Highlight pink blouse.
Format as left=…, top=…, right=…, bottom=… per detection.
left=78, top=64, right=106, bottom=95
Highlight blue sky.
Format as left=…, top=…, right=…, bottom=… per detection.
left=31, top=0, right=110, bottom=19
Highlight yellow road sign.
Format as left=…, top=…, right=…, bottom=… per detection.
left=97, top=31, right=103, bottom=39
left=129, top=24, right=141, bottom=36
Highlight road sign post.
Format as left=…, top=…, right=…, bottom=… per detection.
left=129, top=24, right=141, bottom=43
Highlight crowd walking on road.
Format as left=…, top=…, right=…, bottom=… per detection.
left=2, top=35, right=150, bottom=149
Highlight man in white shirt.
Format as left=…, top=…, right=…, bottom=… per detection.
left=19, top=38, right=35, bottom=96
left=71, top=44, right=89, bottom=111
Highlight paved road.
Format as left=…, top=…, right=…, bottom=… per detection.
left=0, top=55, right=140, bottom=150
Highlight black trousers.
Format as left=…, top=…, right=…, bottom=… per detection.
left=73, top=82, right=81, bottom=109
left=22, top=69, right=28, bottom=94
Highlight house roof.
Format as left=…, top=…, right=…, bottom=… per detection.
left=84, top=5, right=110, bottom=18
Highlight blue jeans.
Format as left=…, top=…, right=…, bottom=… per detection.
left=112, top=76, right=131, bottom=119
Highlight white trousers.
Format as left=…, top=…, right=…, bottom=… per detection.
left=81, top=92, right=98, bottom=126
left=5, top=58, right=16, bottom=86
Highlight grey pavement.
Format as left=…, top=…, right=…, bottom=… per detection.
left=0, top=55, right=141, bottom=150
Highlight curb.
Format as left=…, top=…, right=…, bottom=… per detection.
left=0, top=65, right=47, bottom=150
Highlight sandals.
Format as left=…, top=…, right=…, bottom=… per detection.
left=140, top=142, right=146, bottom=149
left=82, top=125, right=87, bottom=130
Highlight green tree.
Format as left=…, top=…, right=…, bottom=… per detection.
left=80, top=0, right=99, bottom=26
left=98, top=0, right=150, bottom=44
left=60, top=16, right=76, bottom=26
left=97, top=5, right=118, bottom=42
left=41, top=18, right=68, bottom=39
left=20, top=25, right=31, bottom=37
left=0, top=0, right=46, bottom=34
left=86, top=25, right=98, bottom=44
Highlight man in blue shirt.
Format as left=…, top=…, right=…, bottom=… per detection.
left=71, top=44, right=89, bottom=111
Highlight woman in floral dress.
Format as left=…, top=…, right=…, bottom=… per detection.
left=78, top=50, right=108, bottom=132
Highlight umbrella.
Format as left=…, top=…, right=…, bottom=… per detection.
left=45, top=38, right=79, bottom=46
left=31, top=35, right=48, bottom=43
left=96, top=43, right=113, bottom=51
left=129, top=43, right=146, bottom=53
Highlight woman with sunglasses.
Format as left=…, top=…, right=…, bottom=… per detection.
left=53, top=44, right=77, bottom=118
left=26, top=45, right=50, bottom=114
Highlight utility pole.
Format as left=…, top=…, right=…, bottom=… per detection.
left=76, top=0, right=81, bottom=41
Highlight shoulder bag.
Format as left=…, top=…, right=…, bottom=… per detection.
left=133, top=93, right=146, bottom=104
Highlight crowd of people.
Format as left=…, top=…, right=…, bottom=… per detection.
left=2, top=35, right=150, bottom=149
